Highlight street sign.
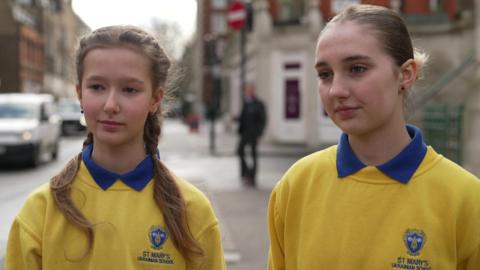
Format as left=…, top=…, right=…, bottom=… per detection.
left=227, top=1, right=246, bottom=30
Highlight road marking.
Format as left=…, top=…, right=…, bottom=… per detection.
left=225, top=251, right=242, bottom=264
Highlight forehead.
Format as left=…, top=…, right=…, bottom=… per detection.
left=315, top=21, right=386, bottom=63
left=82, top=47, right=152, bottom=78
left=84, top=47, right=149, bottom=64
left=81, top=47, right=154, bottom=89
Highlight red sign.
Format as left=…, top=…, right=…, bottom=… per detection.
left=227, top=1, right=246, bottom=30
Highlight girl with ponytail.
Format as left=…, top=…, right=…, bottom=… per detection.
left=268, top=4, right=480, bottom=269
left=6, top=25, right=226, bottom=270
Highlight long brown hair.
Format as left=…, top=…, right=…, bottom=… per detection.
left=50, top=25, right=203, bottom=261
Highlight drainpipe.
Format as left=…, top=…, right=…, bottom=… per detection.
left=463, top=0, right=480, bottom=176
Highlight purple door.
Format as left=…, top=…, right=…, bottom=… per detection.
left=285, top=79, right=300, bottom=119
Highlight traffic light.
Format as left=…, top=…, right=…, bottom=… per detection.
left=245, top=2, right=253, bottom=32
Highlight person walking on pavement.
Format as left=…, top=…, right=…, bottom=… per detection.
left=5, top=25, right=226, bottom=270
left=237, top=83, right=267, bottom=186
left=267, top=4, right=480, bottom=269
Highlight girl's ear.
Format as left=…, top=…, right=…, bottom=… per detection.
left=76, top=84, right=82, bottom=102
left=150, top=87, right=164, bottom=113
left=399, top=59, right=417, bottom=91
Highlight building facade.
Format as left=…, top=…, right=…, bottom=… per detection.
left=193, top=0, right=479, bottom=174
left=0, top=0, right=89, bottom=97
left=0, top=0, right=44, bottom=93
left=42, top=0, right=90, bottom=98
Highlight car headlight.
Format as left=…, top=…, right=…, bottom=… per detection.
left=21, top=130, right=33, bottom=141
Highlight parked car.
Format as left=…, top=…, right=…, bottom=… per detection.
left=58, top=98, right=86, bottom=135
left=0, top=93, right=61, bottom=166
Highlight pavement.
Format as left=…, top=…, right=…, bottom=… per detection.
left=1, top=118, right=318, bottom=270
left=159, top=119, right=316, bottom=270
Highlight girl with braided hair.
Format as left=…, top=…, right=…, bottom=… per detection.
left=6, top=25, right=226, bottom=270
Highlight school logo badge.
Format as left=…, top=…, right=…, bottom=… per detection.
left=404, top=229, right=426, bottom=256
left=149, top=226, right=168, bottom=250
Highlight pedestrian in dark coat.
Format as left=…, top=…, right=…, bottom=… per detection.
left=237, top=83, right=266, bottom=186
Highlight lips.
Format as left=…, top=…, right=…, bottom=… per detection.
left=335, top=105, right=357, bottom=112
left=98, top=120, right=124, bottom=130
left=334, top=105, right=359, bottom=119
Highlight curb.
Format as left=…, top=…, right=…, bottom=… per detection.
left=224, top=252, right=241, bottom=264
left=188, top=180, right=242, bottom=265
left=0, top=243, right=4, bottom=270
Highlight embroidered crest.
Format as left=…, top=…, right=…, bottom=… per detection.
left=149, top=226, right=168, bottom=249
left=403, top=229, right=426, bottom=256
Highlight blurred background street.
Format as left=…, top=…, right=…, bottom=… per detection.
left=0, top=119, right=311, bottom=270
left=2, top=0, right=480, bottom=269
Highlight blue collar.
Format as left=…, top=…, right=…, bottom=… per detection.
left=82, top=144, right=155, bottom=191
left=336, top=124, right=427, bottom=184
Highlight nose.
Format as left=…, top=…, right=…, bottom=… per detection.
left=328, top=75, right=350, bottom=98
left=104, top=89, right=120, bottom=114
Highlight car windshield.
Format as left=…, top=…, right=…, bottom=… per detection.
left=0, top=102, right=38, bottom=119
left=59, top=101, right=81, bottom=114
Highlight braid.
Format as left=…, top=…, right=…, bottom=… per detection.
left=73, top=25, right=201, bottom=261
left=145, top=113, right=204, bottom=260
left=50, top=140, right=93, bottom=259
left=82, top=132, right=94, bottom=148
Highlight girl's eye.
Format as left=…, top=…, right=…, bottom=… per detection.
left=124, top=87, right=139, bottom=94
left=317, top=70, right=333, bottom=80
left=351, top=65, right=367, bottom=74
left=88, top=84, right=104, bottom=91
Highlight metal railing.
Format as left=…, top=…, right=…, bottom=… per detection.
left=414, top=50, right=476, bottom=109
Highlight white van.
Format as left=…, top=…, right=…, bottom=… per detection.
left=58, top=98, right=87, bottom=135
left=0, top=93, right=62, bottom=166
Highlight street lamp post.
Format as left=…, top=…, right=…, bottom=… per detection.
left=227, top=0, right=247, bottom=103
left=205, top=35, right=221, bottom=155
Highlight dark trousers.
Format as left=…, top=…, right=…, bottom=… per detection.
left=237, top=135, right=258, bottom=181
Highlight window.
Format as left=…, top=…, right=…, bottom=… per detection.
left=429, top=0, right=442, bottom=12
left=332, top=0, right=359, bottom=14
left=16, top=0, right=32, bottom=5
left=276, top=0, right=305, bottom=25
left=0, top=103, right=36, bottom=119
left=212, top=0, right=226, bottom=9
left=211, top=14, right=227, bottom=34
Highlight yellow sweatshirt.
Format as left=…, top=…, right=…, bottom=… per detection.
left=6, top=162, right=226, bottom=270
left=268, top=145, right=480, bottom=269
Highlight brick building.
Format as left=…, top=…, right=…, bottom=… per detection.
left=0, top=0, right=44, bottom=93
left=0, top=0, right=89, bottom=96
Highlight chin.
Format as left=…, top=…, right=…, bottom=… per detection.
left=94, top=133, right=128, bottom=147
left=336, top=122, right=371, bottom=137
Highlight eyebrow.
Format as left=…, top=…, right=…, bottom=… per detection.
left=84, top=75, right=146, bottom=86
left=122, top=78, right=146, bottom=86
left=315, top=54, right=372, bottom=69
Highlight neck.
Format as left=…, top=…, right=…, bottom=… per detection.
left=348, top=122, right=411, bottom=166
left=91, top=141, right=147, bottom=174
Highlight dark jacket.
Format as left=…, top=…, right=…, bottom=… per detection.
left=238, top=98, right=266, bottom=139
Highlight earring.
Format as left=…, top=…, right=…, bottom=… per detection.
left=80, top=108, right=84, bottom=114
